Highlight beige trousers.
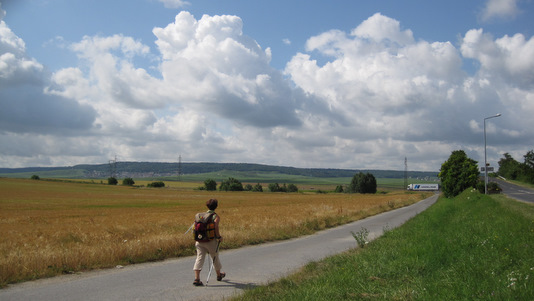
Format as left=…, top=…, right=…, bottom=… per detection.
left=193, top=239, right=222, bottom=271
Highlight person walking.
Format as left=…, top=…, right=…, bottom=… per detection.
left=193, top=198, right=226, bottom=286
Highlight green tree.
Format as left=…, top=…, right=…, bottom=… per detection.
left=268, top=183, right=297, bottom=192
left=362, top=173, right=377, bottom=194
left=252, top=183, right=263, bottom=192
left=349, top=173, right=363, bottom=193
left=497, top=150, right=534, bottom=184
left=107, top=177, right=118, bottom=185
left=147, top=181, right=165, bottom=188
left=521, top=150, right=534, bottom=184
left=122, top=178, right=135, bottom=186
left=268, top=183, right=281, bottom=192
left=335, top=185, right=344, bottom=193
left=204, top=179, right=217, bottom=191
left=524, top=150, right=534, bottom=169
left=498, top=153, right=520, bottom=180
left=439, top=150, right=479, bottom=198
left=287, top=183, right=299, bottom=193
left=219, top=177, right=244, bottom=191
left=348, top=172, right=377, bottom=194
left=30, top=175, right=40, bottom=180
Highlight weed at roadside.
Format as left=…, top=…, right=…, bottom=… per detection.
left=351, top=228, right=369, bottom=248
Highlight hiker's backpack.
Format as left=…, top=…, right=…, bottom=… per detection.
left=193, top=212, right=216, bottom=242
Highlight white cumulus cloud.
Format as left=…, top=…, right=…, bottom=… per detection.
left=0, top=6, right=96, bottom=135
left=152, top=11, right=302, bottom=127
left=286, top=13, right=533, bottom=168
left=0, top=7, right=532, bottom=171
left=480, top=0, right=520, bottom=21
left=158, top=0, right=190, bottom=9
left=351, top=13, right=414, bottom=46
left=461, top=29, right=534, bottom=89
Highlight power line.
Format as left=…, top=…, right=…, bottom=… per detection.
left=109, top=155, right=117, bottom=178
left=404, top=157, right=408, bottom=190
left=178, top=155, right=182, bottom=181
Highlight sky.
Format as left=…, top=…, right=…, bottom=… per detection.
left=0, top=0, right=533, bottom=172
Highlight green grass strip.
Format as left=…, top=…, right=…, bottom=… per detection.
left=234, top=189, right=534, bottom=300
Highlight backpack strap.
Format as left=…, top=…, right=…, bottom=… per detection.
left=207, top=211, right=217, bottom=222
left=195, top=212, right=215, bottom=223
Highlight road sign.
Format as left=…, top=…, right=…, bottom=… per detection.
left=480, top=166, right=494, bottom=172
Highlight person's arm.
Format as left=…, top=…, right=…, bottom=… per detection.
left=213, top=215, right=222, bottom=240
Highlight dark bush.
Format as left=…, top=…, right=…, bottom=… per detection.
left=107, top=177, right=118, bottom=185
left=204, top=179, right=217, bottom=191
left=244, top=183, right=264, bottom=192
left=287, top=183, right=298, bottom=192
left=252, top=183, right=263, bottom=192
left=488, top=182, right=502, bottom=194
left=348, top=172, right=377, bottom=194
left=477, top=181, right=502, bottom=194
left=122, top=178, right=135, bottom=186
left=268, top=183, right=280, bottom=192
left=147, top=181, right=165, bottom=188
left=268, top=183, right=298, bottom=192
left=219, top=177, right=244, bottom=191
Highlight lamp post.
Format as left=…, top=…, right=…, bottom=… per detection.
left=484, top=113, right=501, bottom=194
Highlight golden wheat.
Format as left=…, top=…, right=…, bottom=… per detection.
left=0, top=178, right=426, bottom=286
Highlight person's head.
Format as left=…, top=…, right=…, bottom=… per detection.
left=206, top=198, right=218, bottom=210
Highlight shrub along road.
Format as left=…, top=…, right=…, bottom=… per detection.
left=0, top=194, right=438, bottom=301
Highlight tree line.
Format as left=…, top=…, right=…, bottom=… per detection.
left=200, top=172, right=379, bottom=194
left=201, top=178, right=300, bottom=193
left=497, top=150, right=534, bottom=184
left=2, top=162, right=437, bottom=179
left=438, top=149, right=534, bottom=198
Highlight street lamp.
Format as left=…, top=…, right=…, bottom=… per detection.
left=484, top=113, right=501, bottom=194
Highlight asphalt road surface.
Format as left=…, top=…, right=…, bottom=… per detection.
left=493, top=178, right=534, bottom=203
left=0, top=194, right=438, bottom=301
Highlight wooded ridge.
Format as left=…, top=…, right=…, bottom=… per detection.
left=0, top=162, right=437, bottom=179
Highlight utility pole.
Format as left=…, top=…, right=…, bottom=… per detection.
left=484, top=114, right=501, bottom=194
left=404, top=157, right=408, bottom=190
left=178, top=155, right=182, bottom=181
left=109, top=155, right=117, bottom=179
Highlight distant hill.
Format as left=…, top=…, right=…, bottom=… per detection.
left=0, top=162, right=438, bottom=180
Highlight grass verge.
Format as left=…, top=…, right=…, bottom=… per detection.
left=234, top=189, right=534, bottom=300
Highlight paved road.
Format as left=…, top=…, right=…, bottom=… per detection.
left=0, top=194, right=438, bottom=301
left=493, top=178, right=534, bottom=203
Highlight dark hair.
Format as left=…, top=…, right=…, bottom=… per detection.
left=206, top=198, right=218, bottom=210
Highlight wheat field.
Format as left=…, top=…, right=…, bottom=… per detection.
left=0, top=178, right=426, bottom=286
